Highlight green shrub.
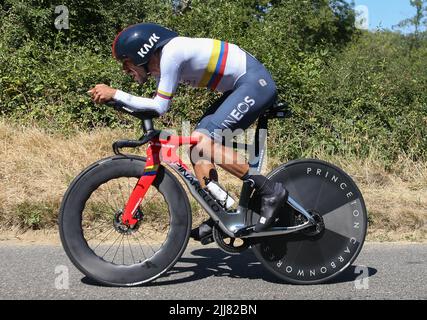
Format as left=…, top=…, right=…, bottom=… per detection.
left=0, top=0, right=426, bottom=162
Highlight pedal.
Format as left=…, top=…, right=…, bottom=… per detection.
left=200, top=234, right=214, bottom=245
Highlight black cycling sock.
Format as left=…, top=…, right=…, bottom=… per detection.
left=241, top=171, right=275, bottom=196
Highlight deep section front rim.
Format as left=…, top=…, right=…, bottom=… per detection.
left=59, top=156, right=191, bottom=286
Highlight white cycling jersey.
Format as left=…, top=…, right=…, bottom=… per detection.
left=113, top=37, right=247, bottom=115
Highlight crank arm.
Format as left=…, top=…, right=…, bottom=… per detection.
left=235, top=221, right=312, bottom=238
left=233, top=196, right=316, bottom=238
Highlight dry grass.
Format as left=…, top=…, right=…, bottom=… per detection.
left=0, top=120, right=132, bottom=229
left=308, top=150, right=427, bottom=242
left=0, top=119, right=425, bottom=242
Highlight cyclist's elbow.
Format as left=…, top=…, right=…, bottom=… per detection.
left=155, top=105, right=167, bottom=116
left=155, top=100, right=170, bottom=116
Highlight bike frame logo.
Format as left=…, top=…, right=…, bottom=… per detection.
left=175, top=162, right=221, bottom=213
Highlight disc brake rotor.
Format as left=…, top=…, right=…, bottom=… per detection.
left=113, top=209, right=142, bottom=235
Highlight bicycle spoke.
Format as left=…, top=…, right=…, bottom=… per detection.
left=116, top=179, right=127, bottom=207
left=105, top=182, right=121, bottom=213
left=136, top=232, right=156, bottom=255
left=101, top=233, right=122, bottom=259
left=93, top=227, right=116, bottom=251
left=137, top=230, right=156, bottom=253
left=83, top=176, right=169, bottom=265
left=140, top=225, right=168, bottom=246
left=127, top=235, right=136, bottom=265
left=131, top=232, right=148, bottom=262
left=141, top=189, right=161, bottom=207
left=97, top=187, right=120, bottom=215
left=85, top=222, right=114, bottom=242
left=112, top=234, right=125, bottom=264
left=138, top=227, right=160, bottom=245
left=86, top=227, right=111, bottom=244
left=122, top=235, right=125, bottom=265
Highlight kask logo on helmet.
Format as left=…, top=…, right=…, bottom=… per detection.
left=137, top=33, right=161, bottom=59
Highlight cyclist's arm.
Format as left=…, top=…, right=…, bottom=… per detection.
left=113, top=90, right=170, bottom=115
left=113, top=54, right=180, bottom=115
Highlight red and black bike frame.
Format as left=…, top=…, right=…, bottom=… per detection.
left=119, top=134, right=198, bottom=226
left=112, top=101, right=310, bottom=238
left=115, top=114, right=269, bottom=237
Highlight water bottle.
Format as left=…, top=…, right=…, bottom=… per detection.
left=203, top=177, right=235, bottom=209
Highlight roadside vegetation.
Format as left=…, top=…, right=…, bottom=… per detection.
left=0, top=1, right=426, bottom=241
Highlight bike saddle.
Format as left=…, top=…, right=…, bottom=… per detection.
left=264, top=100, right=292, bottom=119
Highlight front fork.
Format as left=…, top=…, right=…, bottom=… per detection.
left=119, top=135, right=198, bottom=226
left=120, top=143, right=161, bottom=226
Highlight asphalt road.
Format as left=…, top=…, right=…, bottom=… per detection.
left=0, top=242, right=425, bottom=300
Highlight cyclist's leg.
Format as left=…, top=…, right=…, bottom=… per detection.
left=190, top=92, right=232, bottom=186
left=192, top=54, right=288, bottom=232
left=192, top=61, right=277, bottom=179
left=189, top=93, right=235, bottom=242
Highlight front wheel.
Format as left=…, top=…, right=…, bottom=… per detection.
left=59, top=156, right=192, bottom=286
left=250, top=159, right=368, bottom=285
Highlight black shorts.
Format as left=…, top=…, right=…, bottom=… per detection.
left=195, top=53, right=277, bottom=142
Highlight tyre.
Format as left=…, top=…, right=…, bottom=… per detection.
left=250, top=159, right=368, bottom=284
left=59, top=155, right=192, bottom=286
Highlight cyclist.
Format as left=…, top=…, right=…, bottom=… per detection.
left=88, top=23, right=288, bottom=242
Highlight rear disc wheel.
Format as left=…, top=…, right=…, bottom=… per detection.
left=250, top=159, right=368, bottom=284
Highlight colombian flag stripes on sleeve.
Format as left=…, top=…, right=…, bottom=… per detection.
left=156, top=89, right=173, bottom=100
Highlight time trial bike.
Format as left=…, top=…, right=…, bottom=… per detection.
left=59, top=99, right=367, bottom=286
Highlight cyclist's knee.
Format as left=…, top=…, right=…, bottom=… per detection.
left=190, top=131, right=214, bottom=163
left=191, top=131, right=212, bottom=149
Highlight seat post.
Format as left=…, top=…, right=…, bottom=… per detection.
left=248, top=115, right=268, bottom=174
left=237, top=115, right=269, bottom=210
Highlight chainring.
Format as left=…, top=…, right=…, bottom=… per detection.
left=212, top=226, right=249, bottom=255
